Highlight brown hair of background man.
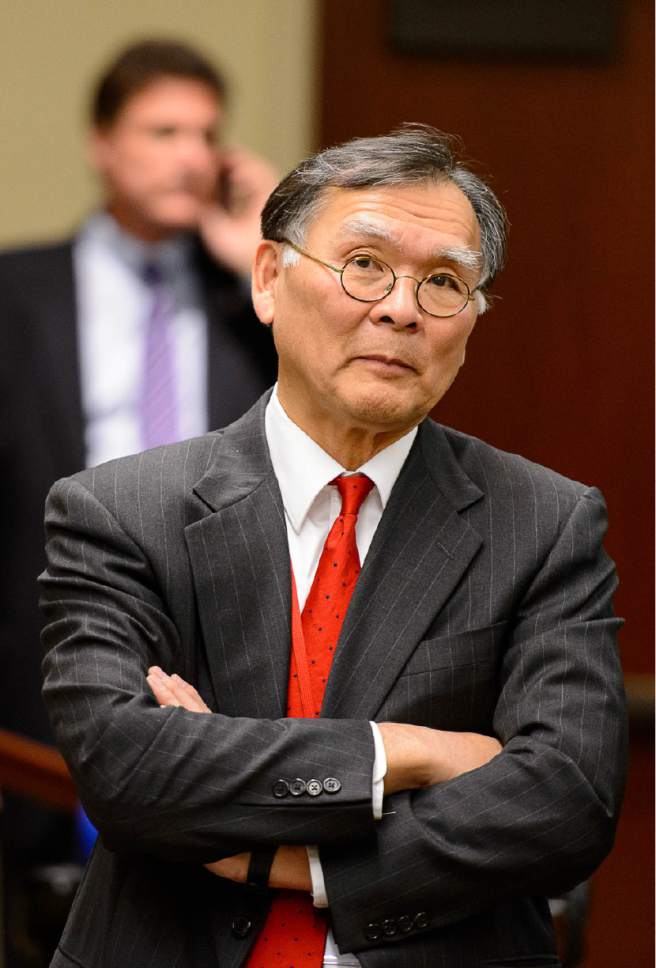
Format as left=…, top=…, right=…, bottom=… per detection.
left=91, top=38, right=227, bottom=128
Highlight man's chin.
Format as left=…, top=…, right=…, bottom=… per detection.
left=149, top=200, right=204, bottom=233
left=338, top=386, right=426, bottom=434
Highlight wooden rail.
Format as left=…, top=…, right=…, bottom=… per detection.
left=0, top=728, right=76, bottom=812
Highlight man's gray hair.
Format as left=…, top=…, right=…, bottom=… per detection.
left=261, top=124, right=508, bottom=299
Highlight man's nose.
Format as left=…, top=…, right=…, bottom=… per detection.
left=175, top=133, right=213, bottom=168
left=369, top=275, right=421, bottom=329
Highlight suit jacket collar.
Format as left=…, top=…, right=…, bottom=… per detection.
left=191, top=391, right=275, bottom=513
left=186, top=399, right=484, bottom=720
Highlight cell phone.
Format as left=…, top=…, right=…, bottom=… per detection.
left=216, top=158, right=238, bottom=213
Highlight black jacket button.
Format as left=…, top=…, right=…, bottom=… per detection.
left=289, top=778, right=307, bottom=796
left=323, top=776, right=342, bottom=794
left=397, top=914, right=412, bottom=933
left=231, top=915, right=252, bottom=938
left=306, top=778, right=323, bottom=797
left=382, top=917, right=397, bottom=936
left=413, top=911, right=430, bottom=930
left=365, top=921, right=382, bottom=942
left=272, top=779, right=289, bottom=798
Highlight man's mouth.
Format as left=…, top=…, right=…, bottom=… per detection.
left=355, top=354, right=416, bottom=373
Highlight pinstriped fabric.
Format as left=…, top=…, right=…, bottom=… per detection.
left=40, top=393, right=625, bottom=968
left=322, top=431, right=625, bottom=959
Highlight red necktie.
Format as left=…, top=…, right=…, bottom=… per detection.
left=245, top=473, right=374, bottom=968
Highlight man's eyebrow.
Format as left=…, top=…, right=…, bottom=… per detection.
left=439, top=247, right=482, bottom=271
left=337, top=219, right=395, bottom=242
left=337, top=220, right=482, bottom=271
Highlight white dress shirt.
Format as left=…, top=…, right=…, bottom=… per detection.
left=264, top=386, right=417, bottom=967
left=74, top=212, right=208, bottom=469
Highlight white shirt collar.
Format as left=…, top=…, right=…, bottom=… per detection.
left=265, top=384, right=417, bottom=534
left=77, top=211, right=193, bottom=277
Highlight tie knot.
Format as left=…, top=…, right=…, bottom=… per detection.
left=333, top=474, right=374, bottom=517
left=142, top=261, right=164, bottom=287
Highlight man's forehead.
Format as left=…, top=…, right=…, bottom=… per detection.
left=307, top=182, right=480, bottom=251
left=115, top=76, right=222, bottom=123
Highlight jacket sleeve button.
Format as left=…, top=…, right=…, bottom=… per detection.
left=289, top=778, right=307, bottom=796
left=306, top=778, right=323, bottom=797
left=272, top=779, right=289, bottom=798
left=397, top=914, right=412, bottom=933
left=413, top=911, right=430, bottom=930
left=382, top=917, right=397, bottom=936
left=365, top=921, right=382, bottom=942
left=323, top=776, right=342, bottom=794
left=231, top=915, right=253, bottom=938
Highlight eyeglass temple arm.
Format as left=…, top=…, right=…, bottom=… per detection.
left=280, top=239, right=345, bottom=275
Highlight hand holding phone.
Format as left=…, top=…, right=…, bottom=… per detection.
left=200, top=146, right=279, bottom=276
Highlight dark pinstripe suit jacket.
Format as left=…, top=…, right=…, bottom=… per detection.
left=40, top=392, right=627, bottom=968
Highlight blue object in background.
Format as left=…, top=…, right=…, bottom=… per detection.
left=75, top=802, right=98, bottom=861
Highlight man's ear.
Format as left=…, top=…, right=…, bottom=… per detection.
left=86, top=126, right=111, bottom=175
left=251, top=241, right=280, bottom=326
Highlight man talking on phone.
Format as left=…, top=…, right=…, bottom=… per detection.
left=0, top=38, right=277, bottom=967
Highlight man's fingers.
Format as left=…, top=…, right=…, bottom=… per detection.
left=204, top=852, right=251, bottom=881
left=170, top=674, right=212, bottom=713
left=146, top=673, right=180, bottom=707
left=146, top=668, right=211, bottom=713
left=204, top=847, right=311, bottom=892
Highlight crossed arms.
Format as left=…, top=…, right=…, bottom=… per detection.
left=145, top=665, right=502, bottom=891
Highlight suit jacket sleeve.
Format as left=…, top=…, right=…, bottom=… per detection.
left=320, top=486, right=627, bottom=954
left=39, top=474, right=376, bottom=863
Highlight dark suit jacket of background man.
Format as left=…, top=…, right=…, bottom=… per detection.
left=0, top=238, right=276, bottom=860
left=39, top=391, right=627, bottom=968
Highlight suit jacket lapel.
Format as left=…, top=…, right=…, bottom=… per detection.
left=322, top=420, right=484, bottom=721
left=184, top=397, right=292, bottom=719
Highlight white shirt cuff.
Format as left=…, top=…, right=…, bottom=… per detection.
left=307, top=723, right=387, bottom=910
left=306, top=845, right=329, bottom=907
left=370, top=721, right=387, bottom=820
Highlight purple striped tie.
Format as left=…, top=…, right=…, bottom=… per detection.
left=140, top=262, right=179, bottom=450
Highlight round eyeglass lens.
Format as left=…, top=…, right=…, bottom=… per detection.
left=418, top=274, right=470, bottom=316
left=342, top=256, right=394, bottom=300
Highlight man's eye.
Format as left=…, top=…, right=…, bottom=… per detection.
left=350, top=255, right=386, bottom=274
left=427, top=273, right=465, bottom=294
left=151, top=126, right=176, bottom=139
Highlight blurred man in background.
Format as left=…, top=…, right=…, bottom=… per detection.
left=0, top=38, right=277, bottom=967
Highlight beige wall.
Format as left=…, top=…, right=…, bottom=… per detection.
left=0, top=0, right=318, bottom=246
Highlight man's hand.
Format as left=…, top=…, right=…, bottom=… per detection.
left=199, top=146, right=279, bottom=277
left=146, top=666, right=212, bottom=713
left=378, top=722, right=502, bottom=795
left=205, top=846, right=312, bottom=893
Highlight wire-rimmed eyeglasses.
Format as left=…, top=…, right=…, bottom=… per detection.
left=280, top=238, right=478, bottom=318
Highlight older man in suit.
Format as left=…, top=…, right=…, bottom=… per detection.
left=40, top=125, right=626, bottom=968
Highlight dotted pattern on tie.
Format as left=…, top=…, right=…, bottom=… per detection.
left=245, top=474, right=374, bottom=968
left=140, top=262, right=179, bottom=450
